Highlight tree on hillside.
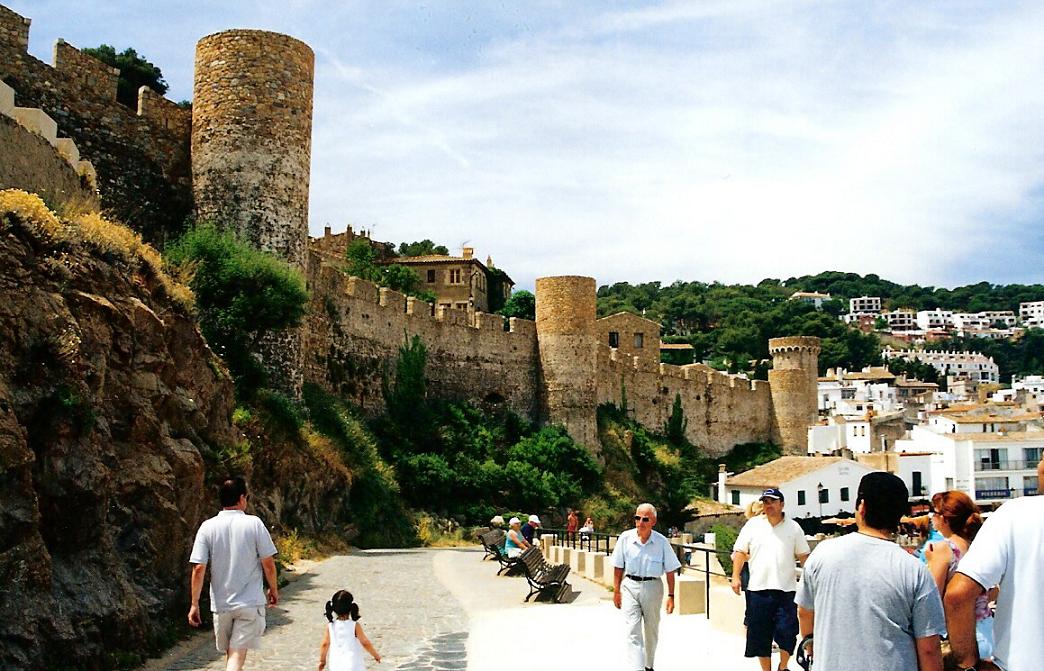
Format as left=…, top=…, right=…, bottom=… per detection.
left=345, top=238, right=435, bottom=302
left=165, top=224, right=309, bottom=399
left=83, top=45, right=168, bottom=109
left=397, top=239, right=449, bottom=257
left=498, top=289, right=535, bottom=321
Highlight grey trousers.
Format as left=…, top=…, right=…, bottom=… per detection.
left=621, top=577, right=664, bottom=670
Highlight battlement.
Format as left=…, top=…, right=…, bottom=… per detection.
left=769, top=336, right=822, bottom=354
left=0, top=2, right=193, bottom=240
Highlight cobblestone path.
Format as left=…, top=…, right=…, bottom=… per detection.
left=153, top=549, right=467, bottom=671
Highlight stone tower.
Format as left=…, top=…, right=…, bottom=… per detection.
left=768, top=336, right=821, bottom=455
left=191, top=29, right=314, bottom=269
left=191, top=30, right=315, bottom=395
left=535, top=276, right=600, bottom=454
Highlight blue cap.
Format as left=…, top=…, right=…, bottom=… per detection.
left=761, top=488, right=784, bottom=501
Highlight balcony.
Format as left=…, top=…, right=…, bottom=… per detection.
left=975, top=489, right=1013, bottom=500
left=974, top=460, right=1033, bottom=472
left=1026, top=487, right=1040, bottom=496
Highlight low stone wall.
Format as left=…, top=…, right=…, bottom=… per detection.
left=0, top=113, right=97, bottom=208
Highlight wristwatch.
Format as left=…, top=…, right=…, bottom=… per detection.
left=959, top=664, right=978, bottom=671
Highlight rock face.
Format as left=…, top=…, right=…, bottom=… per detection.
left=0, top=196, right=237, bottom=669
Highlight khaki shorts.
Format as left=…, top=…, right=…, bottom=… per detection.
left=213, top=606, right=266, bottom=652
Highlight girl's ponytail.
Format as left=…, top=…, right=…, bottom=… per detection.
left=350, top=601, right=361, bottom=621
left=324, top=600, right=335, bottom=622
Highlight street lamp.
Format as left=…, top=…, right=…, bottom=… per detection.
left=817, top=482, right=824, bottom=518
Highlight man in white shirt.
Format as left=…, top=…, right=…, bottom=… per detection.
left=612, top=503, right=681, bottom=671
left=732, top=488, right=810, bottom=671
left=945, top=456, right=1044, bottom=671
left=188, top=477, right=279, bottom=671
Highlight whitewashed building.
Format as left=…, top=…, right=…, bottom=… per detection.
left=881, top=348, right=999, bottom=384
left=916, top=309, right=955, bottom=331
left=992, top=375, right=1044, bottom=405
left=718, top=456, right=881, bottom=518
left=790, top=291, right=832, bottom=309
left=849, top=296, right=882, bottom=315
left=1019, top=300, right=1044, bottom=327
left=883, top=309, right=917, bottom=331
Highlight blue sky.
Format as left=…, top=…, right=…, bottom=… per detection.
left=10, top=1, right=1044, bottom=291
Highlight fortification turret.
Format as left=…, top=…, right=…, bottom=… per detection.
left=191, top=29, right=314, bottom=396
left=191, top=29, right=314, bottom=269
left=768, top=336, right=820, bottom=455
left=535, top=276, right=600, bottom=454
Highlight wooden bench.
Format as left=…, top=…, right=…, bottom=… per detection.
left=484, top=533, right=520, bottom=575
left=518, top=546, right=571, bottom=602
left=478, top=529, right=506, bottom=562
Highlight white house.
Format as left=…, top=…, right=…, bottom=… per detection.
left=881, top=348, right=999, bottom=384
left=849, top=296, right=882, bottom=315
left=883, top=309, right=917, bottom=331
left=992, top=375, right=1044, bottom=405
left=895, top=425, right=1043, bottom=504
left=718, top=456, right=881, bottom=518
left=1019, top=300, right=1044, bottom=327
left=916, top=309, right=954, bottom=331
left=790, top=291, right=831, bottom=310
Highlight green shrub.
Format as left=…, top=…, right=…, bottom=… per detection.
left=255, top=389, right=304, bottom=437
left=165, top=223, right=309, bottom=399
left=711, top=523, right=739, bottom=576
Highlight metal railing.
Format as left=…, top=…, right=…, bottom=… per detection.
left=539, top=528, right=613, bottom=555
left=975, top=460, right=1033, bottom=471
left=1026, top=487, right=1040, bottom=496
left=541, top=529, right=727, bottom=620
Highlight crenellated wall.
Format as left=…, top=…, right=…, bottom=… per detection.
left=0, top=3, right=192, bottom=243
left=303, top=252, right=540, bottom=419
left=596, top=346, right=774, bottom=456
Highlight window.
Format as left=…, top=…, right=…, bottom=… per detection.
left=819, top=488, right=829, bottom=504
left=912, top=471, right=923, bottom=496
left=455, top=302, right=468, bottom=310
left=840, top=487, right=850, bottom=502
left=797, top=490, right=806, bottom=505
left=1025, top=447, right=1043, bottom=464
left=634, top=332, right=644, bottom=348
left=731, top=490, right=740, bottom=505
left=449, top=268, right=462, bottom=284
left=1025, top=476, right=1039, bottom=494
left=842, top=388, right=856, bottom=400
left=608, top=331, right=619, bottom=348
left=426, top=269, right=436, bottom=283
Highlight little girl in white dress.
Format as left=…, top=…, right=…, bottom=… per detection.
left=317, top=590, right=382, bottom=671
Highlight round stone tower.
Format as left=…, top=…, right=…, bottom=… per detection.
left=535, top=276, right=600, bottom=454
left=191, top=30, right=314, bottom=396
left=191, top=29, right=314, bottom=269
left=768, top=336, right=821, bottom=455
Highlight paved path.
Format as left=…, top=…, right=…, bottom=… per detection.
left=146, top=547, right=750, bottom=670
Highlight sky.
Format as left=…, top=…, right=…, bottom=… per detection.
left=10, top=1, right=1044, bottom=291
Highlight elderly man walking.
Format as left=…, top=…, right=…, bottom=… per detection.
left=944, top=456, right=1044, bottom=671
left=188, top=476, right=279, bottom=671
left=731, top=488, right=810, bottom=671
left=612, top=503, right=680, bottom=671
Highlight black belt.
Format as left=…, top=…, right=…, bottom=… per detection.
left=626, top=575, right=659, bottom=581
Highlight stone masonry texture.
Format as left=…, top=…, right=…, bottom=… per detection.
left=768, top=336, right=821, bottom=455
left=0, top=3, right=192, bottom=244
left=0, top=113, right=98, bottom=209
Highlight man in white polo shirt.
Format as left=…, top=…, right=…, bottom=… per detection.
left=732, top=488, right=810, bottom=671
left=612, top=503, right=681, bottom=671
left=188, top=476, right=279, bottom=671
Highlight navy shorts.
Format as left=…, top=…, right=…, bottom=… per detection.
left=744, top=589, right=798, bottom=658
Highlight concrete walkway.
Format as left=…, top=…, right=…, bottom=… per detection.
left=145, top=547, right=751, bottom=670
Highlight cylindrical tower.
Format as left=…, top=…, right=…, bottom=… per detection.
left=191, top=30, right=314, bottom=396
left=535, top=276, right=600, bottom=454
left=768, top=336, right=821, bottom=455
left=191, top=29, right=314, bottom=269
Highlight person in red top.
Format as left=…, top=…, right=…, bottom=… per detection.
left=566, top=509, right=579, bottom=541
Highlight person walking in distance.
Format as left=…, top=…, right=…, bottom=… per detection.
left=731, top=489, right=810, bottom=671
left=612, top=503, right=681, bottom=671
left=796, top=472, right=945, bottom=671
left=188, top=476, right=280, bottom=671
left=944, top=456, right=1044, bottom=671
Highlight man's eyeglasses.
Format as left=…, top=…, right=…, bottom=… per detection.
left=633, top=515, right=651, bottom=522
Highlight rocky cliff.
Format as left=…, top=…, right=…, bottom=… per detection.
left=0, top=191, right=236, bottom=668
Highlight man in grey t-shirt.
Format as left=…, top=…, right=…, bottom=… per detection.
left=188, top=477, right=279, bottom=671
left=796, top=472, right=945, bottom=671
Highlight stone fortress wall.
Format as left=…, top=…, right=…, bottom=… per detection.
left=0, top=4, right=192, bottom=241
left=0, top=2, right=822, bottom=459
left=0, top=79, right=98, bottom=208
left=303, top=251, right=541, bottom=420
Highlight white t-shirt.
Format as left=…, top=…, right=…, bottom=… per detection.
left=189, top=509, right=278, bottom=612
left=957, top=496, right=1044, bottom=671
left=733, top=515, right=810, bottom=592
